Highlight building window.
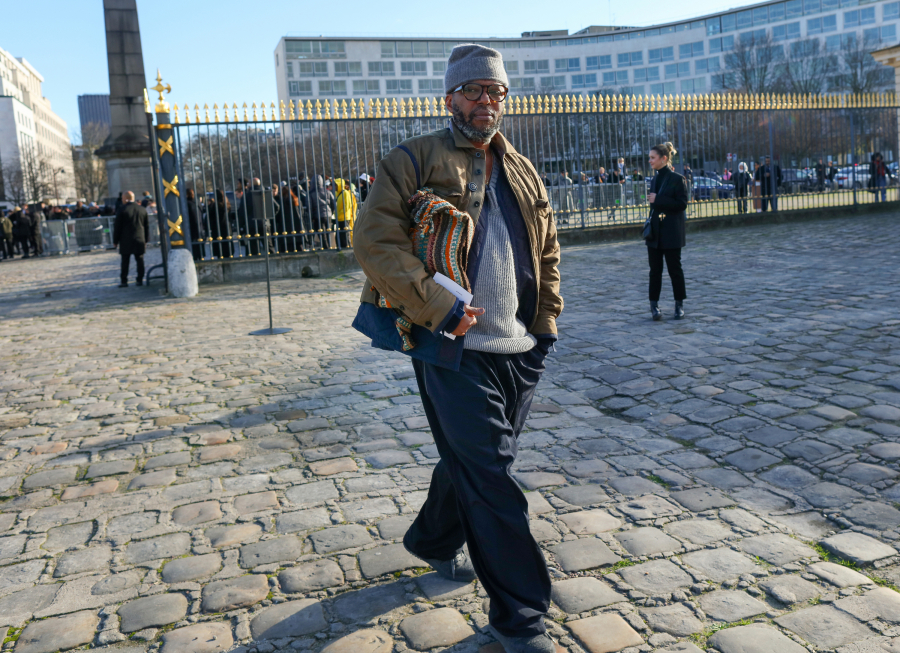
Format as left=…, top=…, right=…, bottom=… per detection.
left=633, top=66, right=660, bottom=82
left=286, top=62, right=293, bottom=78
left=681, top=77, right=706, bottom=94
left=736, top=9, right=753, bottom=29
left=288, top=81, right=312, bottom=97
left=665, top=62, right=691, bottom=79
left=401, top=61, right=428, bottom=76
left=504, top=61, right=518, bottom=74
left=785, top=0, right=802, bottom=19
left=708, top=36, right=734, bottom=54
left=285, top=40, right=346, bottom=59
left=385, top=79, right=413, bottom=93
left=808, top=15, right=837, bottom=34
left=772, top=22, right=801, bottom=41
left=753, top=7, right=769, bottom=25
left=571, top=73, right=598, bottom=88
left=418, top=79, right=444, bottom=93
left=434, top=61, right=447, bottom=75
left=694, top=57, right=720, bottom=74
left=519, top=77, right=536, bottom=90
left=586, top=55, right=612, bottom=70
left=539, top=75, right=566, bottom=89
left=524, top=60, right=549, bottom=74
left=555, top=57, right=580, bottom=72
left=318, top=80, right=347, bottom=95
left=602, top=70, right=629, bottom=85
left=679, top=41, right=704, bottom=58
left=845, top=7, right=875, bottom=27
left=739, top=29, right=767, bottom=44
left=298, top=62, right=328, bottom=77
left=825, top=34, right=842, bottom=51
left=791, top=40, right=818, bottom=57
left=648, top=47, right=674, bottom=64
left=620, top=85, right=645, bottom=96
left=393, top=42, right=428, bottom=57
left=885, top=2, right=900, bottom=20
left=711, top=74, right=726, bottom=90
left=353, top=80, right=380, bottom=94
left=368, top=62, right=395, bottom=76
left=334, top=62, right=362, bottom=77
left=381, top=42, right=395, bottom=57
left=617, top=51, right=643, bottom=67
left=649, top=82, right=677, bottom=95
left=882, top=24, right=898, bottom=42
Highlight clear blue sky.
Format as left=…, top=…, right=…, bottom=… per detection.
left=3, top=0, right=759, bottom=144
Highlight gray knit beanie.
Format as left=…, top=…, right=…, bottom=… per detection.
left=444, top=44, right=509, bottom=95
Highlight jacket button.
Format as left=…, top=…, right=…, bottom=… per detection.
left=475, top=152, right=482, bottom=158
left=468, top=183, right=477, bottom=191
left=476, top=169, right=482, bottom=175
left=474, top=201, right=480, bottom=207
left=399, top=305, right=404, bottom=311
left=425, top=321, right=432, bottom=327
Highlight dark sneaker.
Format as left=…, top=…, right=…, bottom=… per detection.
left=404, top=542, right=476, bottom=582
left=489, top=628, right=562, bottom=653
left=674, top=301, right=685, bottom=320
left=136, top=279, right=143, bottom=286
left=118, top=282, right=128, bottom=288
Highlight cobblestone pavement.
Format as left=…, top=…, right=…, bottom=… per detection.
left=1, top=214, right=900, bottom=653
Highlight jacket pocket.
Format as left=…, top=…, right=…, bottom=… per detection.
left=429, top=186, right=464, bottom=209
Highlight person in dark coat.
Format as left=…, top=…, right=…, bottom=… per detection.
left=306, top=174, right=336, bottom=249
left=113, top=191, right=149, bottom=287
left=207, top=190, right=232, bottom=259
left=11, top=207, right=32, bottom=258
left=869, top=152, right=892, bottom=202
left=734, top=162, right=752, bottom=214
left=754, top=155, right=782, bottom=211
left=185, top=188, right=204, bottom=260
left=645, top=142, right=688, bottom=320
left=28, top=203, right=44, bottom=256
left=815, top=159, right=826, bottom=192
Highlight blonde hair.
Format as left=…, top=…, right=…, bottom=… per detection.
left=651, top=142, right=677, bottom=169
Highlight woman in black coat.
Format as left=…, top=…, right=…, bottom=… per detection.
left=207, top=190, right=232, bottom=259
left=185, top=189, right=204, bottom=260
left=734, top=162, right=752, bottom=214
left=645, top=142, right=688, bottom=320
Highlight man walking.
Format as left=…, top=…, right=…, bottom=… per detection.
left=353, top=44, right=563, bottom=653
left=113, top=191, right=149, bottom=287
left=754, top=155, right=782, bottom=212
left=11, top=206, right=32, bottom=258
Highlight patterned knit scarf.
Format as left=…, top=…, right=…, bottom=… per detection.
left=374, top=188, right=474, bottom=351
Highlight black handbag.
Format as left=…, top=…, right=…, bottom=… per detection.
left=643, top=172, right=670, bottom=240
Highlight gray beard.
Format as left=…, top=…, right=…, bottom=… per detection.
left=450, top=101, right=502, bottom=144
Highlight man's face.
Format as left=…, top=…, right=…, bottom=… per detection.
left=444, top=79, right=504, bottom=144
left=765, top=157, right=771, bottom=165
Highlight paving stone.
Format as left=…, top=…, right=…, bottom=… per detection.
left=842, top=463, right=899, bottom=484
left=345, top=475, right=397, bottom=493
left=0, top=585, right=60, bottom=627
left=670, top=488, right=736, bottom=511
left=206, top=523, right=262, bottom=548
left=172, top=500, right=223, bottom=525
left=276, top=507, right=332, bottom=533
left=128, top=468, right=177, bottom=489
left=365, top=450, right=414, bottom=468
left=250, top=598, right=327, bottom=640
left=161, top=621, right=233, bottom=653
left=723, top=448, right=781, bottom=471
left=617, top=495, right=682, bottom=520
left=809, top=561, right=875, bottom=587
left=759, top=574, right=822, bottom=604
left=377, top=515, right=416, bottom=540
left=525, top=491, right=553, bottom=515
left=682, top=548, right=758, bottom=582
left=125, top=533, right=191, bottom=564
left=359, top=543, right=422, bottom=578
left=866, top=443, right=900, bottom=460
left=310, top=457, right=358, bottom=475
left=609, top=476, right=663, bottom=496
left=812, top=405, right=857, bottom=421
left=740, top=533, right=816, bottom=565
left=563, top=459, right=611, bottom=477
left=819, top=428, right=877, bottom=447
left=42, top=521, right=94, bottom=553
left=559, top=510, right=620, bottom=534
left=566, top=614, right=644, bottom=653
left=332, top=581, right=408, bottom=622
left=515, top=472, right=568, bottom=490
left=119, top=593, right=189, bottom=632
left=23, top=467, right=76, bottom=489
left=746, top=426, right=797, bottom=447
left=400, top=607, right=474, bottom=650
left=145, top=451, right=192, bottom=469
left=834, top=587, right=900, bottom=624
left=108, top=511, right=158, bottom=538
left=343, top=497, right=399, bottom=522
left=240, top=536, right=303, bottom=567
left=310, top=525, right=374, bottom=554
left=708, top=623, right=808, bottom=653
left=845, top=502, right=900, bottom=530
left=198, top=444, right=243, bottom=462
left=614, top=527, right=681, bottom=556
left=775, top=604, right=875, bottom=649
left=640, top=603, right=704, bottom=636
left=783, top=439, right=840, bottom=462
left=161, top=553, right=222, bottom=583
left=821, top=532, right=897, bottom=565
left=550, top=577, right=623, bottom=613
left=768, top=512, right=833, bottom=541
left=656, top=643, right=703, bottom=653
left=416, top=572, right=476, bottom=600
left=13, top=610, right=99, bottom=653
left=85, top=459, right=135, bottom=478
left=664, top=518, right=732, bottom=545
left=550, top=538, right=621, bottom=572
left=619, top=560, right=693, bottom=593
left=699, top=590, right=768, bottom=621
left=758, top=465, right=818, bottom=490
left=321, top=628, right=394, bottom=653
left=285, top=480, right=339, bottom=507
left=201, top=574, right=269, bottom=612
left=694, top=468, right=752, bottom=490
left=279, top=559, right=344, bottom=592
left=53, top=545, right=112, bottom=577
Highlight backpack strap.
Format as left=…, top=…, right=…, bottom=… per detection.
left=396, top=145, right=421, bottom=189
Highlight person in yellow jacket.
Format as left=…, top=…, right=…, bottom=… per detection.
left=333, top=178, right=357, bottom=248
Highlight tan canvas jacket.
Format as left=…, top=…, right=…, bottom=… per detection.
left=353, top=126, right=563, bottom=337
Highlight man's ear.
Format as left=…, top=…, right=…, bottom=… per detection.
left=444, top=94, right=452, bottom=112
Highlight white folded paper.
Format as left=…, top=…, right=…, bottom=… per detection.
left=433, top=272, right=473, bottom=339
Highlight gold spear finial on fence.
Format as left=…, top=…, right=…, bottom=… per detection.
left=204, top=103, right=210, bottom=123
left=183, top=104, right=191, bottom=124
left=151, top=70, right=171, bottom=113
left=194, top=104, right=201, bottom=123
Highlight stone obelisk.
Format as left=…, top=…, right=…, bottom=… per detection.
left=96, top=0, right=153, bottom=201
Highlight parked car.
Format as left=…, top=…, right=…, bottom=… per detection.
left=779, top=168, right=815, bottom=193
left=834, top=165, right=871, bottom=189
left=692, top=177, right=734, bottom=200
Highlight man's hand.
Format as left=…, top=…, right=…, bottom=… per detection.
left=648, top=193, right=657, bottom=204
left=450, top=305, right=485, bottom=337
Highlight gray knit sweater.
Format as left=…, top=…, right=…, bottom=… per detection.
left=464, top=162, right=537, bottom=354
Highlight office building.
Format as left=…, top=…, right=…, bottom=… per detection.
left=78, top=94, right=111, bottom=133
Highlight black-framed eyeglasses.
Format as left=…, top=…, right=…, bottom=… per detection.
left=452, top=83, right=508, bottom=102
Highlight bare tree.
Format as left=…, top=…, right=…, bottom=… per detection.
left=723, top=33, right=784, bottom=95
left=781, top=39, right=839, bottom=95
left=835, top=33, right=893, bottom=94
left=3, top=146, right=54, bottom=204
left=0, top=155, right=25, bottom=205
left=73, top=122, right=109, bottom=202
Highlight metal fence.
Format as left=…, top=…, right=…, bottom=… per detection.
left=40, top=215, right=161, bottom=256
left=161, top=92, right=900, bottom=260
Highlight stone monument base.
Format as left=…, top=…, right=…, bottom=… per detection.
left=167, top=248, right=199, bottom=298
left=105, top=155, right=153, bottom=200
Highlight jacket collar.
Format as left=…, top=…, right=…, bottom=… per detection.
left=448, top=122, right=517, bottom=157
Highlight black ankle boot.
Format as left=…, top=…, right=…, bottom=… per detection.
left=650, top=301, right=661, bottom=321
left=674, top=300, right=685, bottom=319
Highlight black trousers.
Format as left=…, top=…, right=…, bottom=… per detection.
left=405, top=347, right=551, bottom=638
left=648, top=246, right=686, bottom=302
left=14, top=236, right=30, bottom=258
left=120, top=242, right=145, bottom=283
left=1, top=238, right=12, bottom=259
left=760, top=195, right=777, bottom=212
left=736, top=192, right=748, bottom=213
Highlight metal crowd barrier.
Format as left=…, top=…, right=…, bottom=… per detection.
left=39, top=214, right=161, bottom=256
